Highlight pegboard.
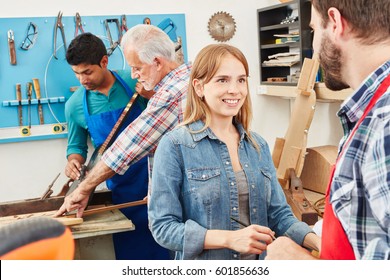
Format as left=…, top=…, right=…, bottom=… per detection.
left=0, top=13, right=187, bottom=143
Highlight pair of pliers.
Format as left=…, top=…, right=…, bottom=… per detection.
left=53, top=11, right=67, bottom=59
left=75, top=12, right=85, bottom=37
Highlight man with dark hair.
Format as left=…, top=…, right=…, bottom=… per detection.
left=64, top=32, right=169, bottom=260
left=266, top=0, right=390, bottom=260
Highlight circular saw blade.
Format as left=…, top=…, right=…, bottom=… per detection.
left=208, top=11, right=236, bottom=42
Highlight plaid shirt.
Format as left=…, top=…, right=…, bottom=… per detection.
left=102, top=62, right=192, bottom=184
left=332, top=60, right=390, bottom=259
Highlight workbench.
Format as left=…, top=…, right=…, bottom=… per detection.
left=0, top=191, right=135, bottom=260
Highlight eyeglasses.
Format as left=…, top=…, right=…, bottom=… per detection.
left=20, top=22, right=38, bottom=50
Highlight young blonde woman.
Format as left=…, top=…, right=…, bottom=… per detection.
left=148, top=44, right=320, bottom=260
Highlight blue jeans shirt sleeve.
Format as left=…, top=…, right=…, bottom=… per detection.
left=149, top=132, right=208, bottom=259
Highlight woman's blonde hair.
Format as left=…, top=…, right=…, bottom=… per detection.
left=182, top=43, right=259, bottom=150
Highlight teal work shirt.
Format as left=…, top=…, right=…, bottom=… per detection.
left=65, top=69, right=147, bottom=159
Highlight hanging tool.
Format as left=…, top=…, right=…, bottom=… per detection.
left=104, top=18, right=121, bottom=56
left=143, top=17, right=151, bottom=25
left=53, top=11, right=67, bottom=59
left=8, top=30, right=17, bottom=65
left=26, top=82, right=33, bottom=129
left=16, top=84, right=23, bottom=126
left=32, top=78, right=44, bottom=125
left=120, top=14, right=128, bottom=38
left=20, top=22, right=38, bottom=50
left=157, top=18, right=181, bottom=51
left=74, top=12, right=85, bottom=37
left=40, top=173, right=61, bottom=200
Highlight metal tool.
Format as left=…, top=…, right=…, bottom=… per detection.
left=157, top=18, right=181, bottom=51
left=104, top=18, right=121, bottom=56
left=26, top=82, right=33, bottom=129
left=15, top=84, right=23, bottom=126
left=53, top=11, right=67, bottom=59
left=32, top=78, right=44, bottom=125
left=74, top=12, right=85, bottom=37
left=7, top=30, right=17, bottom=65
left=120, top=14, right=128, bottom=37
left=20, top=22, right=38, bottom=50
left=40, top=173, right=61, bottom=200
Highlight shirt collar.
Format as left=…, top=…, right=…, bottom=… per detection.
left=188, top=119, right=248, bottom=142
left=154, top=62, right=192, bottom=92
left=338, top=60, right=390, bottom=124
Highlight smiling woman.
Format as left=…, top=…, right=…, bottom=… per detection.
left=148, top=43, right=320, bottom=260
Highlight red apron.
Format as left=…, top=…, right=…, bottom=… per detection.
left=320, top=74, right=390, bottom=259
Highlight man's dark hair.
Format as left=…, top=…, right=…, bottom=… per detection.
left=66, top=32, right=107, bottom=66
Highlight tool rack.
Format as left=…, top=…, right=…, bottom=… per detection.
left=0, top=13, right=187, bottom=144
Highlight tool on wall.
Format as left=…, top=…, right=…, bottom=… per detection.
left=32, top=78, right=44, bottom=125
left=104, top=18, right=121, bottom=56
left=20, top=22, right=38, bottom=50
left=15, top=84, right=23, bottom=126
left=74, top=12, right=85, bottom=37
left=120, top=14, right=128, bottom=36
left=157, top=18, right=181, bottom=51
left=7, top=30, right=17, bottom=65
left=26, top=82, right=33, bottom=129
left=53, top=11, right=67, bottom=59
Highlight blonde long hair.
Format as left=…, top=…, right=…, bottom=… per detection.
left=182, top=44, right=259, bottom=150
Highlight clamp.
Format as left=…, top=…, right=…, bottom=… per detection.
left=53, top=11, right=67, bottom=59
left=74, top=12, right=85, bottom=37
left=104, top=18, right=121, bottom=56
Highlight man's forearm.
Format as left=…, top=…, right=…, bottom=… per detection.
left=80, top=160, right=116, bottom=193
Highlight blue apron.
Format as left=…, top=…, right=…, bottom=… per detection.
left=83, top=71, right=169, bottom=260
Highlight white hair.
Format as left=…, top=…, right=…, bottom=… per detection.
left=121, top=24, right=176, bottom=64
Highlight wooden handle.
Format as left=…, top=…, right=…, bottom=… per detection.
left=16, top=84, right=22, bottom=101
left=32, top=78, right=41, bottom=99
left=26, top=82, right=33, bottom=99
left=8, top=38, right=16, bottom=65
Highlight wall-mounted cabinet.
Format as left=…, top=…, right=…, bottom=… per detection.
left=257, top=0, right=312, bottom=86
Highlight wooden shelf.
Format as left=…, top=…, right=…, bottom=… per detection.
left=258, top=82, right=352, bottom=102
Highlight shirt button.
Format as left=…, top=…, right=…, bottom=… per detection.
left=202, top=174, right=206, bottom=179
left=226, top=161, right=230, bottom=165
left=245, top=164, right=248, bottom=168
left=251, top=185, right=255, bottom=189
left=253, top=208, right=257, bottom=213
left=232, top=207, right=237, bottom=211
left=230, top=182, right=234, bottom=186
left=233, top=254, right=238, bottom=258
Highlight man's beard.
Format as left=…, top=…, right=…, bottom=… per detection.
left=319, top=35, right=349, bottom=91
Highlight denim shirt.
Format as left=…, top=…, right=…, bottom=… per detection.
left=149, top=120, right=313, bottom=260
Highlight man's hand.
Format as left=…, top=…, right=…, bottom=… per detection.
left=65, top=154, right=85, bottom=180
left=136, top=82, right=155, bottom=99
left=54, top=185, right=91, bottom=218
left=265, top=236, right=317, bottom=260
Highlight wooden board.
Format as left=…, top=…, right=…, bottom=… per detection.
left=0, top=210, right=83, bottom=227
left=300, top=145, right=337, bottom=194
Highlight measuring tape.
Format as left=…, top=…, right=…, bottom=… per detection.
left=20, top=126, right=31, bottom=136
left=52, top=124, right=65, bottom=133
